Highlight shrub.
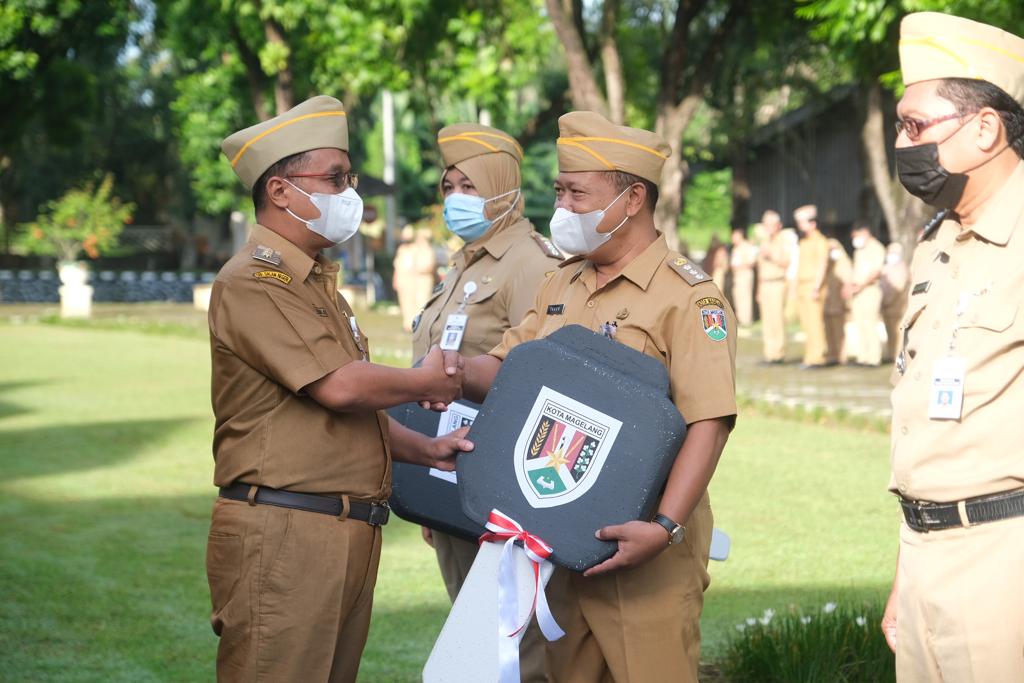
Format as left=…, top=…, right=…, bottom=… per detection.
left=16, top=174, right=134, bottom=262
left=720, top=601, right=894, bottom=683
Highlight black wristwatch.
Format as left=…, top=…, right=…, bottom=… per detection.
left=652, top=513, right=685, bottom=545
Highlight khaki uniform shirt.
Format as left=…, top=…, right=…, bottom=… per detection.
left=412, top=218, right=563, bottom=361
left=730, top=241, right=758, bottom=272
left=757, top=231, right=789, bottom=281
left=491, top=236, right=738, bottom=425
left=797, top=231, right=829, bottom=287
left=825, top=239, right=852, bottom=314
left=853, top=237, right=886, bottom=288
left=890, top=160, right=1024, bottom=502
left=209, top=224, right=390, bottom=499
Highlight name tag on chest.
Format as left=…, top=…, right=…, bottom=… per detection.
left=439, top=314, right=468, bottom=351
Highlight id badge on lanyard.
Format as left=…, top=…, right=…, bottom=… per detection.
left=438, top=280, right=477, bottom=351
left=928, top=291, right=971, bottom=420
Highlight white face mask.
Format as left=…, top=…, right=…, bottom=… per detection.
left=852, top=235, right=867, bottom=249
left=548, top=186, right=630, bottom=256
left=285, top=180, right=363, bottom=244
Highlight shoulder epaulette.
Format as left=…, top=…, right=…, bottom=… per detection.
left=557, top=254, right=586, bottom=268
left=666, top=255, right=710, bottom=286
left=252, top=245, right=282, bottom=266
left=530, top=233, right=564, bottom=259
left=918, top=210, right=949, bottom=243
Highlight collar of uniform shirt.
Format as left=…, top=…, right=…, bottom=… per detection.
left=250, top=223, right=321, bottom=280
left=476, top=215, right=531, bottom=260
left=958, top=159, right=1024, bottom=247
left=578, top=233, right=668, bottom=292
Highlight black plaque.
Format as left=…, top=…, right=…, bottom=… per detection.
left=457, top=325, right=687, bottom=572
left=388, top=398, right=487, bottom=541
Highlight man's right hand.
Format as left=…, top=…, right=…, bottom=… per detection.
left=881, top=573, right=898, bottom=653
left=418, top=345, right=464, bottom=411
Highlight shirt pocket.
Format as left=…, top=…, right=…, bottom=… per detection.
left=612, top=325, right=651, bottom=356
left=465, top=282, right=502, bottom=346
left=958, top=295, right=1018, bottom=334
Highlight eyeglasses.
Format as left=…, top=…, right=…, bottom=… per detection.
left=286, top=171, right=359, bottom=191
left=894, top=112, right=971, bottom=141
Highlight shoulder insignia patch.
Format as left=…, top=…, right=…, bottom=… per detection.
left=254, top=270, right=292, bottom=284
left=252, top=245, right=282, bottom=266
left=531, top=232, right=564, bottom=259
left=667, top=255, right=709, bottom=286
left=697, top=298, right=728, bottom=342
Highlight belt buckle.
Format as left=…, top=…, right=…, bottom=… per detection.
left=901, top=499, right=929, bottom=532
left=367, top=502, right=390, bottom=526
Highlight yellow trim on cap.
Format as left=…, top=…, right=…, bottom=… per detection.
left=558, top=135, right=669, bottom=160
left=900, top=37, right=972, bottom=69
left=438, top=131, right=524, bottom=157
left=230, top=110, right=347, bottom=167
left=959, top=35, right=1024, bottom=64
left=556, top=139, right=616, bottom=169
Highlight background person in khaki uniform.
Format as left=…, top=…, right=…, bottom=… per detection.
left=393, top=227, right=437, bottom=330
left=845, top=223, right=886, bottom=366
left=461, top=111, right=737, bottom=683
left=880, top=242, right=909, bottom=362
left=207, top=96, right=473, bottom=683
left=729, top=227, right=757, bottom=326
left=883, top=14, right=1024, bottom=681
left=793, top=204, right=829, bottom=368
left=412, top=122, right=562, bottom=682
left=823, top=237, right=852, bottom=366
left=756, top=210, right=789, bottom=363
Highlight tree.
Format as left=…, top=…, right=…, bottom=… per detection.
left=544, top=0, right=755, bottom=250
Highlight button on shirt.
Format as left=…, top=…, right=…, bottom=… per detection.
left=491, top=236, right=738, bottom=425
left=209, top=224, right=390, bottom=499
left=890, top=160, right=1024, bottom=502
left=412, top=218, right=562, bottom=361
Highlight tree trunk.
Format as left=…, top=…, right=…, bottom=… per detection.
left=545, top=0, right=609, bottom=116
left=730, top=144, right=751, bottom=231
left=600, top=0, right=625, bottom=124
left=230, top=20, right=270, bottom=121
left=265, top=18, right=294, bottom=114
left=655, top=95, right=703, bottom=252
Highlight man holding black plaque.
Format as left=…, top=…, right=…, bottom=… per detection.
left=462, top=111, right=737, bottom=682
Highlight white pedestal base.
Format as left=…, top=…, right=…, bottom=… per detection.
left=59, top=283, right=93, bottom=319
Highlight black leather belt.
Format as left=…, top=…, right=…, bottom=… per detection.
left=219, top=482, right=390, bottom=526
left=900, top=488, right=1024, bottom=533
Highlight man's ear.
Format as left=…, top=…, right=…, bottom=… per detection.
left=626, top=183, right=646, bottom=216
left=266, top=176, right=290, bottom=209
left=975, top=107, right=1005, bottom=152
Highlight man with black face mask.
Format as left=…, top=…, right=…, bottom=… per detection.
left=883, top=13, right=1024, bottom=682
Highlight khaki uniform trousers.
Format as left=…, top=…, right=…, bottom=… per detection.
left=759, top=279, right=787, bottom=362
left=432, top=530, right=548, bottom=682
left=731, top=269, right=754, bottom=327
left=206, top=497, right=381, bottom=683
left=796, top=283, right=827, bottom=365
left=897, top=515, right=1024, bottom=682
left=824, top=310, right=846, bottom=365
left=544, top=498, right=713, bottom=683
left=851, top=285, right=882, bottom=365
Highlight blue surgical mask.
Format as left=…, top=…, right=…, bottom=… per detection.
left=443, top=189, right=520, bottom=242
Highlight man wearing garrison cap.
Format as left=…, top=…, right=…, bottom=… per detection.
left=461, top=111, right=737, bottom=682
left=884, top=13, right=1024, bottom=681
left=206, top=96, right=472, bottom=682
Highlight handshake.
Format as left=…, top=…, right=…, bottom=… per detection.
left=415, top=345, right=470, bottom=412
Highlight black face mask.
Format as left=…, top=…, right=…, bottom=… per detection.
left=895, top=143, right=969, bottom=209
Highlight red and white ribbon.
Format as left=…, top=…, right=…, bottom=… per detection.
left=479, top=509, right=565, bottom=683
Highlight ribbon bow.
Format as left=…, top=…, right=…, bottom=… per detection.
left=479, top=509, right=565, bottom=683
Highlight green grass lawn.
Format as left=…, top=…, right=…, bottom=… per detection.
left=0, top=317, right=899, bottom=681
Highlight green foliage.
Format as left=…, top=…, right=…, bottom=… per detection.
left=15, top=174, right=134, bottom=262
left=721, top=602, right=894, bottom=683
left=679, top=168, right=732, bottom=248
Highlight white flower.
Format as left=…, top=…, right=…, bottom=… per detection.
left=746, top=617, right=757, bottom=626
left=823, top=602, right=838, bottom=614
left=759, top=608, right=775, bottom=625
left=736, top=624, right=746, bottom=632
left=800, top=616, right=813, bottom=625
left=856, top=616, right=867, bottom=627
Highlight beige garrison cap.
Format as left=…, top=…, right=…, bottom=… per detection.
left=221, top=95, right=348, bottom=189
left=900, top=12, right=1024, bottom=105
left=438, top=123, right=523, bottom=166
left=556, top=111, right=671, bottom=184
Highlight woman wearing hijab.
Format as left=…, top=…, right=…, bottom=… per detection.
left=411, top=122, right=564, bottom=682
